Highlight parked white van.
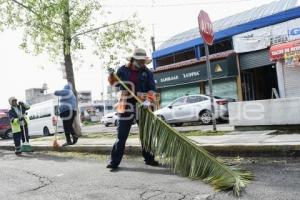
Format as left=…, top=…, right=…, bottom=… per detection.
left=27, top=99, right=64, bottom=136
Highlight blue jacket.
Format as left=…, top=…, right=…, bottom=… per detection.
left=54, top=84, right=77, bottom=113
left=116, top=65, right=156, bottom=93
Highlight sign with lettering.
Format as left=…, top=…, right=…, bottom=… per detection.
left=154, top=55, right=237, bottom=88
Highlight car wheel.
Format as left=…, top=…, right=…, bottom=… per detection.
left=114, top=120, right=118, bottom=126
left=157, top=115, right=166, bottom=122
left=43, top=127, right=50, bottom=136
left=4, top=129, right=13, bottom=139
left=200, top=110, right=212, bottom=125
left=174, top=123, right=183, bottom=127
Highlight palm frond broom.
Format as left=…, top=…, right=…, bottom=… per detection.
left=114, top=74, right=253, bottom=196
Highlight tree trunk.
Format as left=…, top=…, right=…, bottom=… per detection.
left=63, top=0, right=81, bottom=136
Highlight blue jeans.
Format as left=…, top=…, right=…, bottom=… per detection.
left=109, top=110, right=155, bottom=167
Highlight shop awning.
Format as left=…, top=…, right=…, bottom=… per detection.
left=269, top=39, right=300, bottom=61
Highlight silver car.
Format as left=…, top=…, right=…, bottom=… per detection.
left=101, top=112, right=119, bottom=127
left=154, top=95, right=229, bottom=126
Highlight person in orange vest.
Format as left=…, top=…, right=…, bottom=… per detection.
left=107, top=48, right=159, bottom=171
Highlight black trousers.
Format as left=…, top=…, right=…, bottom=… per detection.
left=60, top=110, right=77, bottom=143
left=13, top=126, right=29, bottom=152
left=110, top=107, right=155, bottom=167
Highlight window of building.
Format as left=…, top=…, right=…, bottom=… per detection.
left=200, top=39, right=233, bottom=55
left=156, top=55, right=174, bottom=67
left=156, top=48, right=196, bottom=68
left=174, top=48, right=195, bottom=63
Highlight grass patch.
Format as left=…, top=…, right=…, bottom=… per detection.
left=82, top=121, right=101, bottom=126
left=31, top=130, right=224, bottom=142
left=180, top=130, right=225, bottom=136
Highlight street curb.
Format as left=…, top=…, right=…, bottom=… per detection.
left=1, top=144, right=300, bottom=157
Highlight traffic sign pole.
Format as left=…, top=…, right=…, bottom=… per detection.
left=198, top=10, right=216, bottom=131
left=204, top=43, right=217, bottom=131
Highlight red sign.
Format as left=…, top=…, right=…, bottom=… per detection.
left=269, top=39, right=300, bottom=60
left=198, top=10, right=214, bottom=45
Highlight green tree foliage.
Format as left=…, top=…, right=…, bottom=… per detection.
left=0, top=0, right=146, bottom=90
left=0, top=0, right=146, bottom=135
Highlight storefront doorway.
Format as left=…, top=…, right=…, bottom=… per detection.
left=242, top=65, right=278, bottom=100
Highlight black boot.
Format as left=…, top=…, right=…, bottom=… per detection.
left=63, top=133, right=73, bottom=146
left=145, top=160, right=160, bottom=166
left=106, top=164, right=119, bottom=172
left=62, top=142, right=73, bottom=146
left=72, top=136, right=78, bottom=144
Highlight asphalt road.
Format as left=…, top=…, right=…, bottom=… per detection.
left=1, top=150, right=300, bottom=200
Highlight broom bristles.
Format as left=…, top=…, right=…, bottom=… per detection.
left=21, top=143, right=33, bottom=152
left=53, top=134, right=60, bottom=148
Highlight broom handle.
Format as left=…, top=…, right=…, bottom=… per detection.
left=113, top=74, right=143, bottom=105
left=19, top=104, right=27, bottom=143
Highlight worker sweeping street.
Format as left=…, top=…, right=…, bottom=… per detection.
left=54, top=84, right=79, bottom=146
left=107, top=48, right=160, bottom=171
left=8, top=97, right=31, bottom=155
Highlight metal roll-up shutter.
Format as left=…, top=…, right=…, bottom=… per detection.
left=205, top=78, right=238, bottom=100
left=283, top=65, right=300, bottom=98
left=160, top=84, right=200, bottom=107
left=239, top=50, right=275, bottom=70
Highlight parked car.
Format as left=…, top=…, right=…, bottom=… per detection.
left=27, top=99, right=64, bottom=136
left=101, top=112, right=119, bottom=127
left=154, top=95, right=229, bottom=126
left=0, top=111, right=12, bottom=139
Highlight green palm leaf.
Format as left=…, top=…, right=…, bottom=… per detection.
left=113, top=74, right=253, bottom=196
left=138, top=107, right=253, bottom=196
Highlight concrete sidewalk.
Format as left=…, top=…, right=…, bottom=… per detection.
left=1, top=130, right=300, bottom=156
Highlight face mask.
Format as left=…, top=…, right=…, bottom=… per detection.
left=133, top=60, right=144, bottom=68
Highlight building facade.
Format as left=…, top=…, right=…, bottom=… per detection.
left=152, top=0, right=300, bottom=107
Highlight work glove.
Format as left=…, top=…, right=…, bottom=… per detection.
left=107, top=68, right=115, bottom=75
left=141, top=100, right=151, bottom=109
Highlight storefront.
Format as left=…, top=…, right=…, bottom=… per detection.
left=269, top=39, right=300, bottom=98
left=238, top=50, right=276, bottom=100
left=233, top=17, right=300, bottom=100
left=154, top=54, right=238, bottom=107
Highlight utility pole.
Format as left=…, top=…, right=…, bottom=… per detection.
left=151, top=23, right=156, bottom=51
left=151, top=36, right=156, bottom=51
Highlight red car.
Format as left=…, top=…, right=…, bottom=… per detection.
left=0, top=110, right=12, bottom=139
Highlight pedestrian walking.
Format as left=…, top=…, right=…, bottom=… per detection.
left=54, top=84, right=79, bottom=146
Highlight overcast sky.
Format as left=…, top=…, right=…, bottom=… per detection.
left=0, top=0, right=275, bottom=108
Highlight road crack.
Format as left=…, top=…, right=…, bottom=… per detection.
left=19, top=171, right=53, bottom=193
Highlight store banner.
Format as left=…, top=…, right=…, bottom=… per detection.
left=154, top=55, right=238, bottom=88
left=233, top=28, right=272, bottom=53
left=233, top=18, right=300, bottom=53
left=269, top=39, right=300, bottom=61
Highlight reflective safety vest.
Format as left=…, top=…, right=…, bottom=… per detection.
left=10, top=117, right=30, bottom=134
left=116, top=91, right=161, bottom=113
